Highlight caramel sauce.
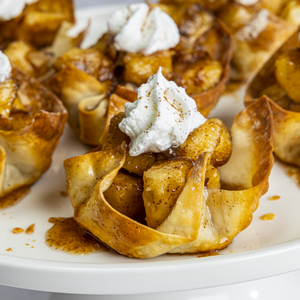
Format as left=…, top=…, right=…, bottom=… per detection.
left=198, top=250, right=220, bottom=258
left=25, top=224, right=35, bottom=234
left=60, top=191, right=68, bottom=197
left=287, top=169, right=300, bottom=187
left=48, top=217, right=65, bottom=223
left=6, top=248, right=12, bottom=251
left=12, top=227, right=24, bottom=234
left=269, top=195, right=280, bottom=201
left=260, top=213, right=275, bottom=221
left=0, top=186, right=30, bottom=210
left=46, top=217, right=108, bottom=255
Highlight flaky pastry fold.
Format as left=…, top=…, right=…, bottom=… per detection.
left=3, top=20, right=88, bottom=80
left=246, top=32, right=300, bottom=167
left=64, top=97, right=273, bottom=258
left=0, top=0, right=75, bottom=48
left=0, top=67, right=67, bottom=202
left=231, top=11, right=297, bottom=81
left=49, top=63, right=113, bottom=146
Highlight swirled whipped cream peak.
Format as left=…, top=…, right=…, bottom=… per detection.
left=0, top=0, right=38, bottom=21
left=107, top=3, right=180, bottom=55
left=118, top=68, right=207, bottom=156
left=234, top=0, right=258, bottom=6
left=0, top=51, right=12, bottom=83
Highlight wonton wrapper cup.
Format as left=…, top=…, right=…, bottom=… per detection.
left=245, top=31, right=300, bottom=167
left=64, top=98, right=273, bottom=258
left=0, top=0, right=75, bottom=48
left=96, top=8, right=232, bottom=118
left=0, top=67, right=67, bottom=201
left=231, top=12, right=297, bottom=81
left=49, top=63, right=113, bottom=146
left=3, top=20, right=88, bottom=80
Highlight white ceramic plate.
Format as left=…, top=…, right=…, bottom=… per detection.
left=1, top=4, right=300, bottom=296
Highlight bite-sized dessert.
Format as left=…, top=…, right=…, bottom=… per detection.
left=0, top=51, right=67, bottom=206
left=0, top=0, right=88, bottom=81
left=49, top=47, right=115, bottom=146
left=216, top=1, right=297, bottom=80
left=64, top=69, right=273, bottom=258
left=246, top=31, right=300, bottom=167
left=97, top=2, right=232, bottom=112
left=0, top=0, right=75, bottom=48
left=50, top=1, right=232, bottom=146
left=2, top=21, right=88, bottom=80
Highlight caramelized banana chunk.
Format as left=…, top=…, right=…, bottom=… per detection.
left=104, top=171, right=145, bottom=221
left=143, top=158, right=193, bottom=229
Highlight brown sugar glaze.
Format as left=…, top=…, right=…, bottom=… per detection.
left=12, top=227, right=24, bottom=234
left=0, top=186, right=30, bottom=210
left=46, top=217, right=108, bottom=255
left=269, top=195, right=280, bottom=201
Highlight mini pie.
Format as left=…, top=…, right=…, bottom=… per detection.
left=246, top=31, right=300, bottom=167
left=64, top=88, right=273, bottom=258
left=95, top=2, right=232, bottom=114
left=49, top=49, right=115, bottom=146
left=0, top=0, right=75, bottom=48
left=49, top=2, right=232, bottom=146
left=2, top=21, right=87, bottom=80
left=0, top=66, right=67, bottom=204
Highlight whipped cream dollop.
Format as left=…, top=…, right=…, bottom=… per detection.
left=234, top=0, right=258, bottom=6
left=236, top=9, right=269, bottom=41
left=0, top=0, right=38, bottom=21
left=107, top=3, right=180, bottom=55
left=0, top=51, right=12, bottom=83
left=118, top=68, right=207, bottom=156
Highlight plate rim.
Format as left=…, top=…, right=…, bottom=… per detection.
left=1, top=239, right=300, bottom=294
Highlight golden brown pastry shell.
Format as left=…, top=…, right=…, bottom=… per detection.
left=245, top=31, right=299, bottom=103
left=0, top=0, right=75, bottom=48
left=245, top=31, right=300, bottom=167
left=64, top=97, right=273, bottom=258
left=0, top=67, right=67, bottom=202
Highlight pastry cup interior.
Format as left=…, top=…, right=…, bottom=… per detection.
left=0, top=67, right=67, bottom=205
left=245, top=31, right=300, bottom=167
